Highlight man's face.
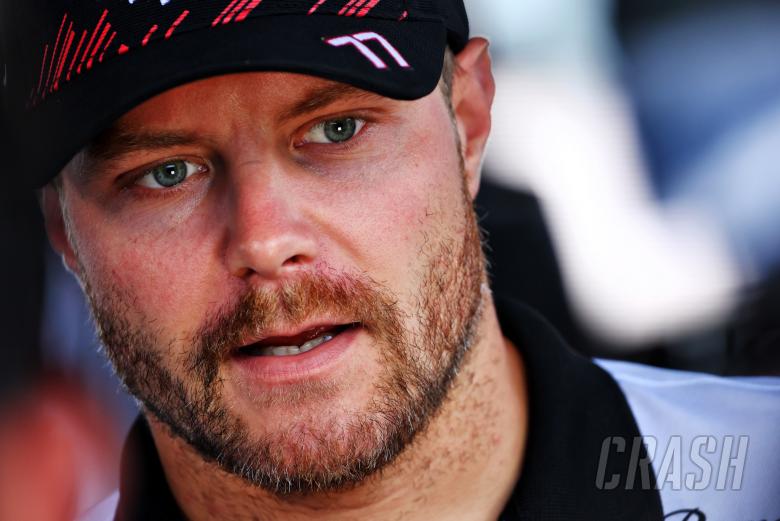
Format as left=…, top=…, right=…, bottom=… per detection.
left=54, top=71, right=487, bottom=495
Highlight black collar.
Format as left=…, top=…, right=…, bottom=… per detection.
left=115, top=298, right=663, bottom=520
left=115, top=416, right=185, bottom=521
left=496, top=297, right=663, bottom=520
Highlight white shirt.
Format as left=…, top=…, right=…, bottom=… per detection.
left=597, top=359, right=780, bottom=521
left=78, top=491, right=119, bottom=521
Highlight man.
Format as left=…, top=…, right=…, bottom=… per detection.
left=2, top=1, right=778, bottom=520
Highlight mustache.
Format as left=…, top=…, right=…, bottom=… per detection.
left=190, top=271, right=404, bottom=377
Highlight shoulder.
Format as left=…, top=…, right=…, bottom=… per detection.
left=77, top=491, right=119, bottom=521
left=595, top=358, right=780, bottom=434
left=595, top=358, right=780, bottom=404
left=595, top=359, right=780, bottom=518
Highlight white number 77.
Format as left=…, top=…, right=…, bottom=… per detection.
left=325, top=32, right=411, bottom=70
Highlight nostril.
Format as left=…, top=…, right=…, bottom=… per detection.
left=283, top=254, right=306, bottom=266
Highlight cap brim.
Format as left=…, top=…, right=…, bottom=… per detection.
left=22, top=15, right=447, bottom=187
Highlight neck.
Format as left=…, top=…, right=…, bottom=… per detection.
left=149, top=298, right=528, bottom=521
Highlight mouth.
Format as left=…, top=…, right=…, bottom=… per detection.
left=235, top=323, right=359, bottom=358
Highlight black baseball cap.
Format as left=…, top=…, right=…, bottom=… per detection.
left=0, top=0, right=469, bottom=188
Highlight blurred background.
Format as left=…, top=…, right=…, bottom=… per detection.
left=2, top=0, right=780, bottom=518
left=471, top=0, right=780, bottom=373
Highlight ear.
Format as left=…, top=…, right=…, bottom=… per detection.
left=452, top=37, right=495, bottom=200
left=41, top=183, right=81, bottom=275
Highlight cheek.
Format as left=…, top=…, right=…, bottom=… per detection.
left=320, top=108, right=464, bottom=293
left=68, top=198, right=222, bottom=335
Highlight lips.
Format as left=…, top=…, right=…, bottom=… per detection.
left=235, top=323, right=357, bottom=358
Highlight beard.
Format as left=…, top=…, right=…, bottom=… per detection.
left=83, top=188, right=487, bottom=497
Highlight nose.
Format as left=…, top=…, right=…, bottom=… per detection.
left=224, top=167, right=319, bottom=281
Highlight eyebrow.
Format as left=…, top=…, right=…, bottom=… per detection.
left=277, top=83, right=385, bottom=123
left=69, top=128, right=202, bottom=185
left=84, top=128, right=202, bottom=164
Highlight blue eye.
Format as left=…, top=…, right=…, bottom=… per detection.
left=304, top=117, right=366, bottom=144
left=136, top=159, right=204, bottom=189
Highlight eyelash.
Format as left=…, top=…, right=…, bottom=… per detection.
left=119, top=156, right=209, bottom=198
left=293, top=113, right=374, bottom=150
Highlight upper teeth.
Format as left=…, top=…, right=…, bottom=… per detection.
left=259, top=333, right=335, bottom=357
